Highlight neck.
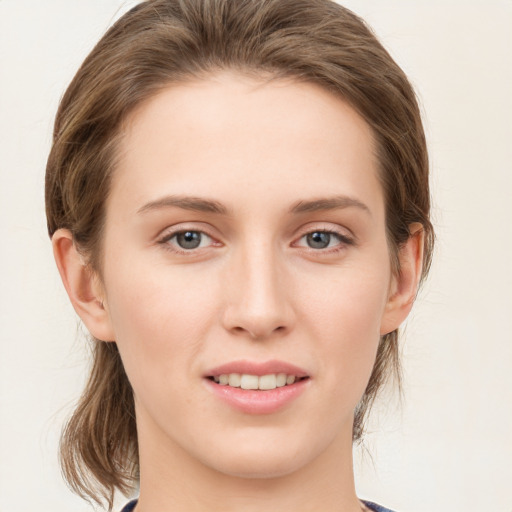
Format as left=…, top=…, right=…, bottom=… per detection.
left=135, top=413, right=363, bottom=512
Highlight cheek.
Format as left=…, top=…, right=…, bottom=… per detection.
left=102, top=256, right=220, bottom=390
left=298, top=259, right=391, bottom=398
left=302, top=258, right=390, bottom=335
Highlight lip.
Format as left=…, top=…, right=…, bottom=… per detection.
left=203, top=359, right=310, bottom=415
left=205, top=359, right=309, bottom=378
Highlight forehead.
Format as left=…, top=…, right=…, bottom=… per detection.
left=112, top=71, right=383, bottom=217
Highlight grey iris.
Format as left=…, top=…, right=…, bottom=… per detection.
left=307, top=232, right=331, bottom=249
left=177, top=231, right=202, bottom=249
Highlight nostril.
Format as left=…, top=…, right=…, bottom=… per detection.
left=228, top=324, right=286, bottom=339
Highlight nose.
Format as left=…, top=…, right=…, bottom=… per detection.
left=221, top=242, right=295, bottom=340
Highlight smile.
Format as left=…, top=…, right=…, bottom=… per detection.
left=210, top=373, right=307, bottom=390
left=204, top=361, right=311, bottom=414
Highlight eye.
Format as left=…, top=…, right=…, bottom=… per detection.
left=295, top=230, right=353, bottom=251
left=305, top=231, right=335, bottom=249
left=163, top=230, right=214, bottom=250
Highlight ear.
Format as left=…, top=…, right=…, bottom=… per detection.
left=380, top=223, right=425, bottom=336
left=52, top=229, right=115, bottom=342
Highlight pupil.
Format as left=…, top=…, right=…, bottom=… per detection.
left=177, top=231, right=201, bottom=249
left=307, top=232, right=330, bottom=249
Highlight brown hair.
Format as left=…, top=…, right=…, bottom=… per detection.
left=46, top=0, right=434, bottom=508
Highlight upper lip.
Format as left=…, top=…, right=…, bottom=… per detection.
left=205, top=359, right=309, bottom=378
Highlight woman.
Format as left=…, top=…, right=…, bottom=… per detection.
left=46, top=0, right=433, bottom=511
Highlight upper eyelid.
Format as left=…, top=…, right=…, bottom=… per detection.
left=156, top=223, right=218, bottom=241
left=165, top=230, right=213, bottom=242
left=294, top=223, right=354, bottom=240
left=294, top=230, right=352, bottom=246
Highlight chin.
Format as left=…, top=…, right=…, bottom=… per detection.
left=210, top=452, right=306, bottom=480
left=195, top=430, right=318, bottom=480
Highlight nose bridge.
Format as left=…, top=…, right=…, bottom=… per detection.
left=223, top=235, right=292, bottom=338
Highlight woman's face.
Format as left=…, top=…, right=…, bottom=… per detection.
left=99, top=72, right=400, bottom=478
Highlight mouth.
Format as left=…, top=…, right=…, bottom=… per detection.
left=207, top=373, right=310, bottom=390
left=204, top=360, right=311, bottom=414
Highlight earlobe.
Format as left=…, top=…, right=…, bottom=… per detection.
left=380, top=223, right=425, bottom=335
left=52, top=229, right=115, bottom=342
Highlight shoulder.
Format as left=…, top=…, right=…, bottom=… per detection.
left=120, top=500, right=137, bottom=512
left=121, top=498, right=396, bottom=512
left=362, top=500, right=397, bottom=512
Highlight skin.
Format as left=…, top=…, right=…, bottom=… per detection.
left=53, top=71, right=423, bottom=512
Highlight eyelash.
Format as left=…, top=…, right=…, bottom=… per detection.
left=157, top=228, right=219, bottom=254
left=294, top=229, right=354, bottom=254
left=156, top=227, right=354, bottom=255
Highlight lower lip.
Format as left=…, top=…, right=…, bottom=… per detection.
left=204, top=378, right=309, bottom=415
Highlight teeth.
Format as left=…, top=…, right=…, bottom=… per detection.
left=214, top=373, right=301, bottom=390
left=276, top=373, right=287, bottom=387
left=240, top=374, right=259, bottom=390
left=258, top=374, right=276, bottom=390
left=228, top=373, right=241, bottom=387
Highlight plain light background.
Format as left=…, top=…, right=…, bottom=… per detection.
left=1, top=1, right=511, bottom=511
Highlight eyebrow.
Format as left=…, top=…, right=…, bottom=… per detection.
left=290, top=195, right=371, bottom=216
left=137, top=195, right=230, bottom=215
left=137, top=194, right=371, bottom=217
